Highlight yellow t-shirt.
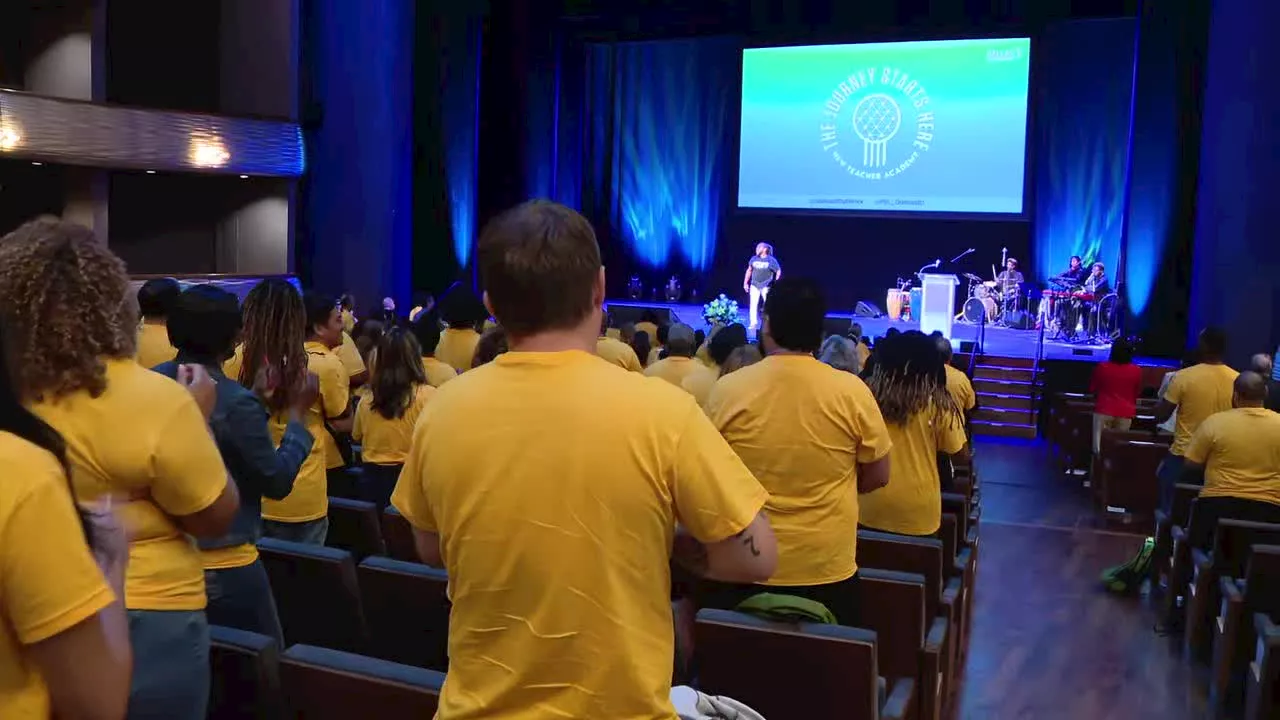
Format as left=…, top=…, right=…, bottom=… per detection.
left=706, top=354, right=893, bottom=586
left=334, top=332, right=366, bottom=379
left=681, top=363, right=720, bottom=407
left=859, top=405, right=968, bottom=536
left=391, top=350, right=767, bottom=720
left=605, top=328, right=622, bottom=340
left=636, top=321, right=659, bottom=342
left=0, top=433, right=116, bottom=719
left=437, top=328, right=482, bottom=373
left=354, top=384, right=435, bottom=464
left=231, top=342, right=349, bottom=523
left=1165, top=363, right=1240, bottom=456
left=647, top=345, right=663, bottom=367
left=855, top=342, right=871, bottom=369
left=694, top=342, right=716, bottom=368
left=135, top=321, right=177, bottom=369
left=596, top=336, right=644, bottom=372
left=944, top=365, right=976, bottom=412
left=341, top=309, right=356, bottom=334
left=422, top=356, right=458, bottom=388
left=645, top=356, right=700, bottom=388
left=30, top=359, right=228, bottom=610
left=1185, top=407, right=1280, bottom=506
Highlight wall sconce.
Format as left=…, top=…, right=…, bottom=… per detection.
left=189, top=134, right=230, bottom=168
left=0, top=125, right=21, bottom=151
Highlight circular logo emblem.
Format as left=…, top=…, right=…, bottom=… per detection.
left=820, top=68, right=934, bottom=179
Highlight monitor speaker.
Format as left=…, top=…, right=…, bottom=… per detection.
left=607, top=305, right=674, bottom=326
left=854, top=301, right=883, bottom=318
left=1005, top=310, right=1034, bottom=330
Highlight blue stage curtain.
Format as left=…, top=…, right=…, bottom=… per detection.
left=1032, top=19, right=1136, bottom=287
left=579, top=38, right=738, bottom=274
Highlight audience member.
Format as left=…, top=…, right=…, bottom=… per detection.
left=636, top=310, right=661, bottom=343
left=683, top=323, right=748, bottom=406
left=859, top=331, right=968, bottom=538
left=471, top=325, right=509, bottom=368
left=645, top=324, right=699, bottom=387
left=1154, top=327, right=1238, bottom=511
left=596, top=315, right=644, bottom=372
left=0, top=314, right=132, bottom=719
left=649, top=323, right=670, bottom=366
left=818, top=334, right=861, bottom=374
left=936, top=336, right=975, bottom=414
left=721, top=344, right=763, bottom=376
left=1156, top=351, right=1198, bottom=435
left=334, top=324, right=370, bottom=391
left=135, top=278, right=181, bottom=368
left=1183, top=372, right=1280, bottom=549
left=408, top=292, right=435, bottom=324
left=339, top=293, right=357, bottom=333
left=354, top=328, right=434, bottom=509
left=391, top=200, right=775, bottom=718
left=848, top=322, right=871, bottom=369
left=618, top=321, right=637, bottom=345
left=156, top=285, right=315, bottom=645
left=379, top=297, right=399, bottom=327
left=350, top=318, right=384, bottom=403
left=1089, top=338, right=1142, bottom=453
left=1250, top=353, right=1280, bottom=412
left=630, top=330, right=653, bottom=369
left=0, top=218, right=238, bottom=719
left=436, top=287, right=486, bottom=372
left=411, top=313, right=459, bottom=387
left=704, top=278, right=890, bottom=624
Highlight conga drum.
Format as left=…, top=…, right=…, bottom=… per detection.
left=886, top=289, right=904, bottom=321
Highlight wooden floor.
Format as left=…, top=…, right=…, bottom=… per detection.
left=956, top=437, right=1208, bottom=720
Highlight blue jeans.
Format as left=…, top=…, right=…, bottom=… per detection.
left=126, top=609, right=210, bottom=720
left=205, top=559, right=284, bottom=646
left=262, top=517, right=329, bottom=545
left=1157, top=453, right=1186, bottom=515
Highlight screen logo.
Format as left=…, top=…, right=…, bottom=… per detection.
left=820, top=68, right=935, bottom=180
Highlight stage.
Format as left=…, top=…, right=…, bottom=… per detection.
left=607, top=300, right=1131, bottom=363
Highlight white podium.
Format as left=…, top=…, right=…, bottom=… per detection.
left=919, top=273, right=960, bottom=339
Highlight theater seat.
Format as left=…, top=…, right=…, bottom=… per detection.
left=381, top=506, right=420, bottom=563
left=860, top=568, right=946, bottom=720
left=358, top=557, right=451, bottom=671
left=258, top=538, right=369, bottom=653
left=328, top=497, right=387, bottom=560
left=694, top=608, right=915, bottom=720
left=280, top=644, right=445, bottom=719
left=208, top=625, right=282, bottom=720
left=1213, top=545, right=1280, bottom=715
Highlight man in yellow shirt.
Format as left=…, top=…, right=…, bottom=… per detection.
left=682, top=323, right=748, bottom=406
left=850, top=322, right=871, bottom=369
left=135, top=277, right=181, bottom=368
left=259, top=292, right=351, bottom=544
left=1154, top=327, right=1239, bottom=512
left=645, top=324, right=700, bottom=387
left=436, top=288, right=486, bottom=371
left=1183, top=372, right=1280, bottom=547
left=597, top=315, right=645, bottom=371
left=705, top=278, right=892, bottom=625
left=411, top=314, right=460, bottom=387
left=860, top=331, right=969, bottom=536
left=937, top=337, right=976, bottom=413
left=392, top=200, right=777, bottom=720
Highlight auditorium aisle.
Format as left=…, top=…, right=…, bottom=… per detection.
left=954, top=438, right=1207, bottom=720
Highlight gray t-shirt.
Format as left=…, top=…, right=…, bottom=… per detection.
left=749, top=256, right=781, bottom=287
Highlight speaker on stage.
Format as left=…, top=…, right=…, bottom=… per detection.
left=1005, top=310, right=1034, bottom=330
left=854, top=301, right=883, bottom=318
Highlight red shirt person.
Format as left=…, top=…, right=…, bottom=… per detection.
left=1089, top=339, right=1143, bottom=453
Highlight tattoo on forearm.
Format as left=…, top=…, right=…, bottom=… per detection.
left=734, top=528, right=761, bottom=557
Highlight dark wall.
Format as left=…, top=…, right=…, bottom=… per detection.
left=0, top=161, right=65, bottom=235
left=108, top=172, right=221, bottom=274
left=106, top=1, right=220, bottom=111
left=1189, top=0, right=1280, bottom=366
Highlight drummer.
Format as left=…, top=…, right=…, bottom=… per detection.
left=996, top=258, right=1024, bottom=314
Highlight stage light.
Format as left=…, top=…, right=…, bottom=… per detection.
left=0, top=125, right=21, bottom=150
left=189, top=134, right=231, bottom=168
left=30, top=162, right=41, bottom=166
left=146, top=170, right=156, bottom=174
left=239, top=174, right=249, bottom=179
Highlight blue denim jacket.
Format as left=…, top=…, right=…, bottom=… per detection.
left=153, top=356, right=314, bottom=550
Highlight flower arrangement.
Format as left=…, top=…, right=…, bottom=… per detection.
left=703, top=294, right=740, bottom=326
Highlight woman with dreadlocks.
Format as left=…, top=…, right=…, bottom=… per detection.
left=0, top=218, right=238, bottom=720
left=859, top=330, right=969, bottom=537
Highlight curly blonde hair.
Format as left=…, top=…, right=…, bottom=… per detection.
left=0, top=218, right=137, bottom=401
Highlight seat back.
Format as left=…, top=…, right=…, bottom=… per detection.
left=939, top=514, right=959, bottom=565
left=381, top=506, right=419, bottom=563
left=208, top=625, right=281, bottom=720
left=858, top=530, right=944, bottom=620
left=357, top=557, right=451, bottom=671
left=280, top=644, right=444, bottom=719
left=1171, top=483, right=1201, bottom=528
left=858, top=568, right=928, bottom=684
left=941, top=493, right=971, bottom=539
left=258, top=538, right=369, bottom=653
left=1099, top=439, right=1167, bottom=515
left=694, top=608, right=881, bottom=720
left=327, top=497, right=387, bottom=560
left=1214, top=521, right=1280, bottom=587
left=1244, top=547, right=1280, bottom=619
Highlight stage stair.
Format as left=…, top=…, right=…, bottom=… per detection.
left=967, top=355, right=1038, bottom=439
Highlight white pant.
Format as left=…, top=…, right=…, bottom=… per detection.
left=748, top=285, right=769, bottom=329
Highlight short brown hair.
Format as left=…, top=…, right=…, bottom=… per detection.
left=0, top=218, right=137, bottom=401
left=477, top=200, right=601, bottom=336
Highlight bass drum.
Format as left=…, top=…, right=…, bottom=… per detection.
left=963, top=296, right=997, bottom=324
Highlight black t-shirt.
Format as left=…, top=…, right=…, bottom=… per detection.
left=749, top=256, right=781, bottom=287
